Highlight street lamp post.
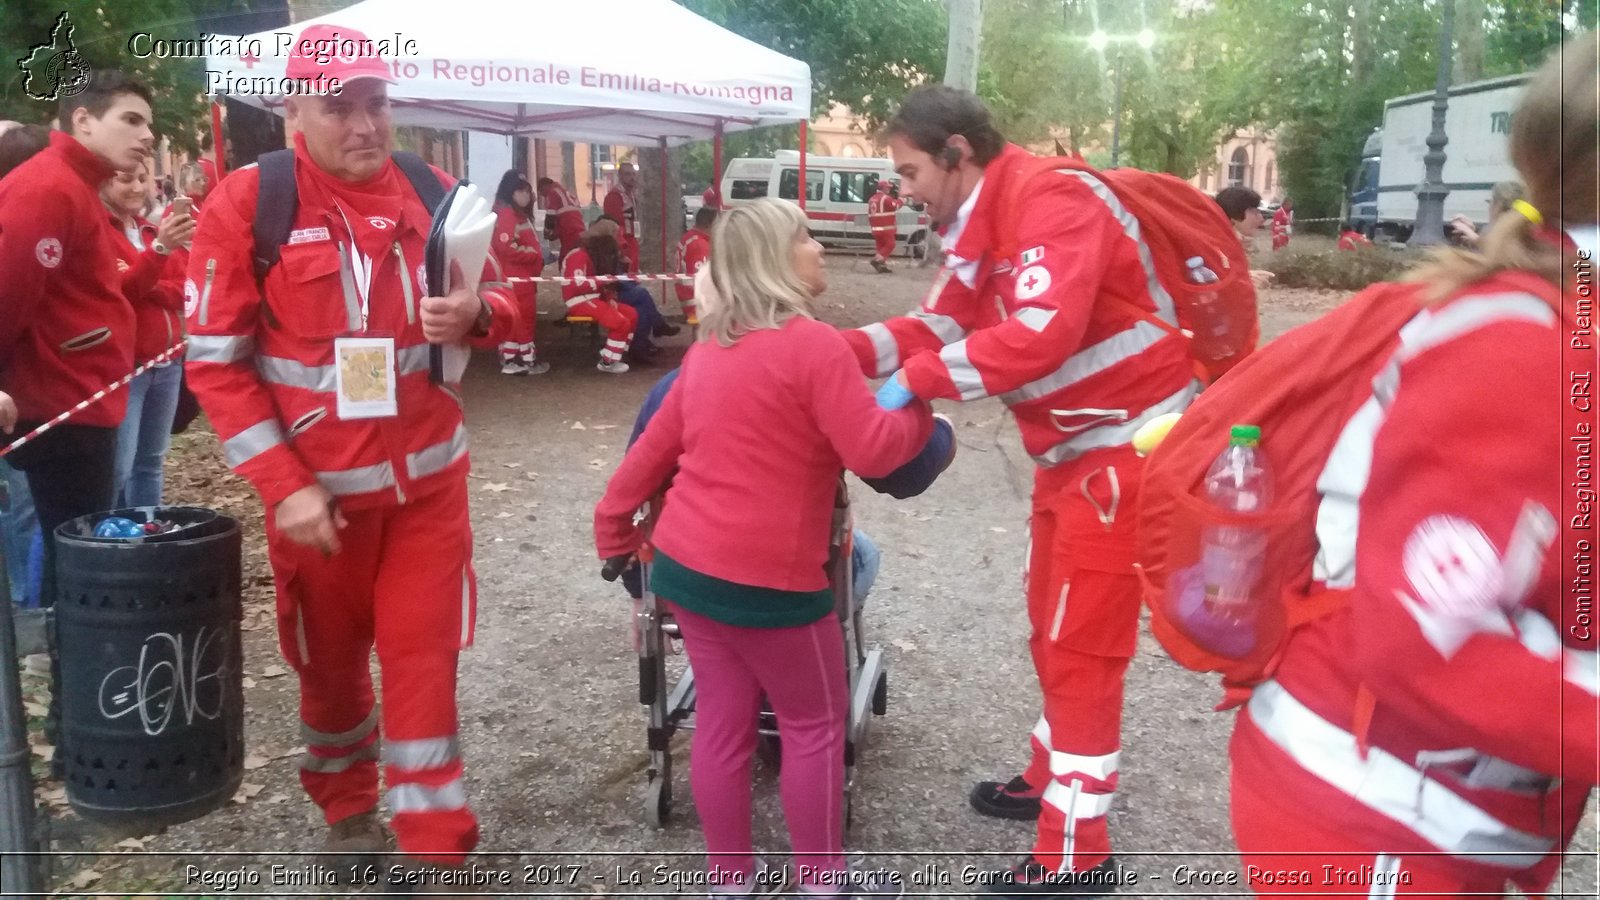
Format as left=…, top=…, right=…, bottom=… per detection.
left=1409, top=0, right=1455, bottom=247
left=1090, top=28, right=1154, bottom=169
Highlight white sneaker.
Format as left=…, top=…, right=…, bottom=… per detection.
left=501, top=360, right=530, bottom=375
left=526, top=360, right=551, bottom=375
left=597, top=359, right=631, bottom=374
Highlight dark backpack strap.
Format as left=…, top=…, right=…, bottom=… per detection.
left=251, top=148, right=298, bottom=284
left=392, top=150, right=447, bottom=214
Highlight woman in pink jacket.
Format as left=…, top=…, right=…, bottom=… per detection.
left=595, top=198, right=932, bottom=899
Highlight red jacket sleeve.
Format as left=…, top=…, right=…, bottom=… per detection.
left=1351, top=322, right=1597, bottom=781
left=0, top=176, right=77, bottom=367
left=183, top=172, right=320, bottom=509
left=902, top=175, right=1113, bottom=402
left=841, top=267, right=987, bottom=378
left=594, top=359, right=688, bottom=557
left=807, top=325, right=933, bottom=478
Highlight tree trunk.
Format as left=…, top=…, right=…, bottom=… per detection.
left=637, top=143, right=684, bottom=308
left=1349, top=0, right=1373, bottom=83
left=944, top=0, right=983, bottom=91
left=1453, top=0, right=1486, bottom=83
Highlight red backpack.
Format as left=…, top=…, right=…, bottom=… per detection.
left=1136, top=273, right=1562, bottom=711
left=992, top=157, right=1260, bottom=382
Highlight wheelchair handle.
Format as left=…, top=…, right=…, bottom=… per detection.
left=601, top=554, right=633, bottom=582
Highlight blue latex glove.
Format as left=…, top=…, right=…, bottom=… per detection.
left=875, top=373, right=915, bottom=410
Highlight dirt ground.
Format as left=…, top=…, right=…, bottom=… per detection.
left=20, top=255, right=1598, bottom=898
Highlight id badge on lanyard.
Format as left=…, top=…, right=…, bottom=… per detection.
left=333, top=204, right=398, bottom=420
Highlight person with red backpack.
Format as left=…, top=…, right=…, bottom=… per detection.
left=858, top=85, right=1254, bottom=896
left=1137, top=33, right=1596, bottom=898
left=184, top=25, right=523, bottom=880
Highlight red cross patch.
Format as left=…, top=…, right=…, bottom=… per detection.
left=34, top=237, right=62, bottom=269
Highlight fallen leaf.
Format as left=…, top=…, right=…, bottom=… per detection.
left=494, top=511, right=514, bottom=519
left=587, top=459, right=605, bottom=469
left=502, top=462, right=522, bottom=468
left=260, top=664, right=289, bottom=678
left=989, top=526, right=1008, bottom=533
left=243, top=754, right=271, bottom=770
left=23, top=701, right=47, bottom=718
left=266, top=792, right=290, bottom=804
left=570, top=421, right=587, bottom=430
left=892, top=639, right=919, bottom=652
left=242, top=676, right=257, bottom=689
left=482, top=482, right=513, bottom=493
left=30, top=742, right=53, bottom=762
left=66, top=869, right=102, bottom=889
left=591, top=424, right=618, bottom=431
left=231, top=782, right=265, bottom=804
left=115, top=837, right=145, bottom=850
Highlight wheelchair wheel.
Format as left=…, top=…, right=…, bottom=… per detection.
left=645, top=774, right=672, bottom=827
left=871, top=670, right=888, bottom=716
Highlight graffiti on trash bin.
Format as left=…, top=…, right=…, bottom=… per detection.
left=98, top=627, right=231, bottom=736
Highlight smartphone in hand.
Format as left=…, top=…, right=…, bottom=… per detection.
left=169, top=196, right=194, bottom=218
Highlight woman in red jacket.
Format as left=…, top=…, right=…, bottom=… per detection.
left=492, top=172, right=548, bottom=375
left=102, top=163, right=193, bottom=506
left=595, top=198, right=932, bottom=898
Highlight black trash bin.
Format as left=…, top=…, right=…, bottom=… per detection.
left=53, top=506, right=245, bottom=829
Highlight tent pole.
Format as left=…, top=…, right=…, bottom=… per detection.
left=210, top=101, right=228, bottom=178
left=797, top=120, right=808, bottom=212
left=659, top=136, right=670, bottom=307
left=712, top=120, right=724, bottom=208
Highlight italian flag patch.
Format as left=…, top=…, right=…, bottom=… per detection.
left=1020, top=246, right=1045, bottom=265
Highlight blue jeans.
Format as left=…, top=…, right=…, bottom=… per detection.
left=615, top=281, right=666, bottom=353
left=1, top=460, right=41, bottom=606
left=113, top=362, right=183, bottom=507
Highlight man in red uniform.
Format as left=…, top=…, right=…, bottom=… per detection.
left=867, top=179, right=902, bottom=273
left=675, top=206, right=715, bottom=327
left=538, top=176, right=585, bottom=261
left=1270, top=197, right=1294, bottom=250
left=184, top=25, right=521, bottom=873
left=858, top=86, right=1197, bottom=897
left=604, top=161, right=642, bottom=272
left=1335, top=223, right=1372, bottom=250
left=0, top=71, right=155, bottom=604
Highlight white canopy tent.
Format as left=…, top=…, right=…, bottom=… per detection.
left=204, top=0, right=811, bottom=146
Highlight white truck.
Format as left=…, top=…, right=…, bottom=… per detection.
left=720, top=150, right=932, bottom=257
left=1348, top=72, right=1528, bottom=243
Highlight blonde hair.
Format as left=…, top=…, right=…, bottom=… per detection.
left=1408, top=31, right=1596, bottom=303
left=699, top=198, right=816, bottom=346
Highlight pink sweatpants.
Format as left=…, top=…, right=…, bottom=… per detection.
left=666, top=601, right=848, bottom=888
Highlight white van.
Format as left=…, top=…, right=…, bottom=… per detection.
left=720, top=150, right=931, bottom=257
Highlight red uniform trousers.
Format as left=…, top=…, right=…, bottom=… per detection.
left=1016, top=445, right=1144, bottom=875
left=568, top=298, right=637, bottom=365
left=872, top=224, right=896, bottom=261
left=266, top=476, right=479, bottom=862
left=499, top=280, right=541, bottom=364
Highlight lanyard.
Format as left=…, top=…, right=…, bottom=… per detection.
left=334, top=203, right=374, bottom=330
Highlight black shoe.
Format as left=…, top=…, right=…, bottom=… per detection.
left=982, top=857, right=1123, bottom=898
left=970, top=775, right=1043, bottom=820
left=871, top=260, right=892, bottom=274
left=653, top=322, right=682, bottom=338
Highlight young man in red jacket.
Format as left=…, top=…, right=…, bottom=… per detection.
left=538, top=176, right=586, bottom=261
left=860, top=86, right=1197, bottom=897
left=184, top=24, right=521, bottom=875
left=0, top=71, right=155, bottom=602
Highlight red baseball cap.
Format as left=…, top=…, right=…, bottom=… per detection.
left=284, top=24, right=397, bottom=90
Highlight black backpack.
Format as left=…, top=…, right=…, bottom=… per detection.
left=250, top=148, right=447, bottom=284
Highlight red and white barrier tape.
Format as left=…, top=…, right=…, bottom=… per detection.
left=0, top=340, right=187, bottom=460
left=506, top=273, right=691, bottom=285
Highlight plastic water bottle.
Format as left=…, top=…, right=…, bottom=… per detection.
left=1184, top=256, right=1233, bottom=360
left=1201, top=424, right=1272, bottom=621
